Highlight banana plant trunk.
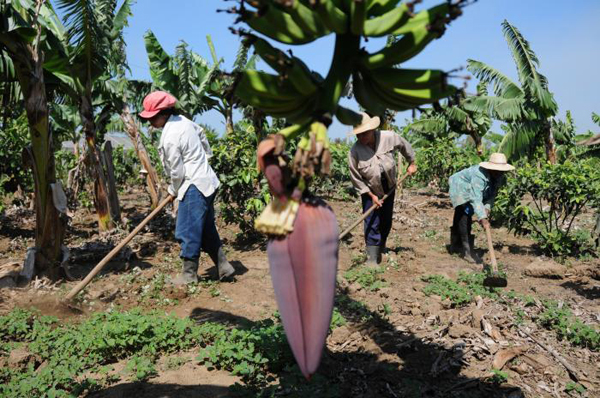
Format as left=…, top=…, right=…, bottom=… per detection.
left=121, top=103, right=162, bottom=208
left=80, top=95, right=116, bottom=231
left=100, top=141, right=121, bottom=222
left=10, top=34, right=65, bottom=278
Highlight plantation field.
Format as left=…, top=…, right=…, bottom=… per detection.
left=1, top=186, right=598, bottom=397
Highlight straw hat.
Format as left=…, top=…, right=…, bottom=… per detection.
left=350, top=113, right=380, bottom=135
left=479, top=153, right=515, bottom=172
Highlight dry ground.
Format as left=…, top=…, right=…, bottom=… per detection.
left=0, top=186, right=599, bottom=397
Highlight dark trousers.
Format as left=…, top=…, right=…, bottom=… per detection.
left=452, top=203, right=473, bottom=248
left=361, top=177, right=395, bottom=247
left=175, top=185, right=222, bottom=260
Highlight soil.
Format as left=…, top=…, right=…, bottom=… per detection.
left=1, top=186, right=599, bottom=397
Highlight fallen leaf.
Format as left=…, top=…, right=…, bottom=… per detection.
left=493, top=346, right=528, bottom=370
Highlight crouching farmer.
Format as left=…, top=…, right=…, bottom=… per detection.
left=448, top=153, right=514, bottom=263
left=139, top=91, right=235, bottom=283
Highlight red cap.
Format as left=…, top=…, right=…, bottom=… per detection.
left=139, top=91, right=177, bottom=119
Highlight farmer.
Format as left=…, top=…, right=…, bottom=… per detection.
left=448, top=153, right=514, bottom=263
left=139, top=91, right=235, bottom=284
left=348, top=113, right=417, bottom=266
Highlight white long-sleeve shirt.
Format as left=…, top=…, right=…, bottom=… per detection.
left=158, top=114, right=220, bottom=200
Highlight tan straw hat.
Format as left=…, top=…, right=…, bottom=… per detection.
left=479, top=153, right=515, bottom=172
left=350, top=112, right=380, bottom=135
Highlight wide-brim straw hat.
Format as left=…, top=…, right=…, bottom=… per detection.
left=479, top=153, right=515, bottom=172
left=350, top=113, right=380, bottom=135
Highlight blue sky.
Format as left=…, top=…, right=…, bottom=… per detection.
left=123, top=0, right=600, bottom=139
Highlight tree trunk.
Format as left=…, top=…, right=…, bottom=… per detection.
left=471, top=133, right=483, bottom=155
left=544, top=122, right=557, bottom=164
left=7, top=3, right=66, bottom=279
left=80, top=94, right=115, bottom=231
left=121, top=103, right=162, bottom=208
left=101, top=141, right=121, bottom=222
left=225, top=105, right=234, bottom=136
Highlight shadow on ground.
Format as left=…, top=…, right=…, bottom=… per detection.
left=87, top=382, right=232, bottom=398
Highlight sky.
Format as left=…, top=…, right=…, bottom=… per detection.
left=122, top=0, right=600, bottom=139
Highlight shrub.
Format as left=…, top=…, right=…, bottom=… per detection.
left=410, top=136, right=485, bottom=191
left=492, top=159, right=600, bottom=257
left=210, top=122, right=270, bottom=239
left=111, top=146, right=141, bottom=186
left=0, top=113, right=32, bottom=193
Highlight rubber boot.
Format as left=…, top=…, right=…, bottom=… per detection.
left=171, top=258, right=199, bottom=285
left=208, top=247, right=235, bottom=280
left=459, top=227, right=477, bottom=264
left=449, top=226, right=462, bottom=254
left=366, top=246, right=380, bottom=267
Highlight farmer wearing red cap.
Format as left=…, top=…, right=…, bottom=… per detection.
left=140, top=91, right=235, bottom=283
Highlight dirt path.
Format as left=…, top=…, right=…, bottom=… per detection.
left=1, top=187, right=598, bottom=397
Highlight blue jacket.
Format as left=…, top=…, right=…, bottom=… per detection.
left=449, top=165, right=503, bottom=219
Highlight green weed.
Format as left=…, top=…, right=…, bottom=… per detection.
left=344, top=265, right=387, bottom=292
left=421, top=272, right=498, bottom=307
left=125, top=355, right=157, bottom=381
left=537, top=301, right=599, bottom=350
left=489, top=369, right=508, bottom=384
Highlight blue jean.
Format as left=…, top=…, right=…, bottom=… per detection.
left=361, top=176, right=395, bottom=247
left=175, top=185, right=222, bottom=260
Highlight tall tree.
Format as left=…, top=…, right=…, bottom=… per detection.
left=0, top=0, right=68, bottom=278
left=465, top=20, right=558, bottom=163
left=53, top=0, right=134, bottom=230
left=408, top=86, right=492, bottom=154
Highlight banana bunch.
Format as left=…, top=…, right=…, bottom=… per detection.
left=232, top=0, right=466, bottom=180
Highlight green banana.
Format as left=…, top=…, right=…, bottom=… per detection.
left=314, top=0, right=348, bottom=34
left=368, top=73, right=457, bottom=107
left=243, top=6, right=317, bottom=45
left=287, top=56, right=320, bottom=96
left=391, top=3, right=450, bottom=35
left=237, top=70, right=301, bottom=100
left=366, top=0, right=402, bottom=17
left=360, top=22, right=442, bottom=69
left=251, top=37, right=319, bottom=95
left=364, top=2, right=411, bottom=37
left=349, top=0, right=367, bottom=36
left=278, top=121, right=312, bottom=141
left=335, top=105, right=363, bottom=126
left=242, top=10, right=297, bottom=44
left=275, top=0, right=330, bottom=38
left=351, top=72, right=387, bottom=117
left=369, top=68, right=446, bottom=90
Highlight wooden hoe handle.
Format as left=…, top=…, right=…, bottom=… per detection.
left=484, top=222, right=498, bottom=272
left=338, top=172, right=410, bottom=241
left=64, top=195, right=174, bottom=301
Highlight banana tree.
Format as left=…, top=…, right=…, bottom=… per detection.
left=50, top=0, right=135, bottom=231
left=228, top=0, right=468, bottom=379
left=0, top=0, right=68, bottom=278
left=408, top=85, right=492, bottom=154
left=465, top=20, right=558, bottom=163
left=144, top=31, right=220, bottom=118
